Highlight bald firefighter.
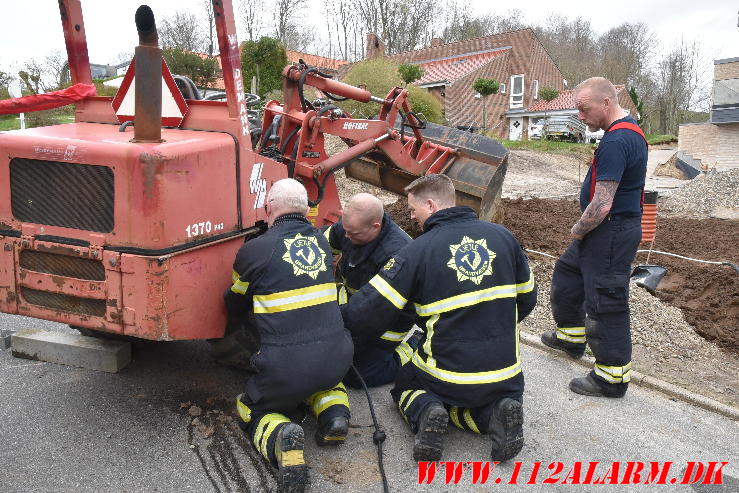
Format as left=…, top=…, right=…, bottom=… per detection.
left=323, top=192, right=416, bottom=387
left=342, top=175, right=537, bottom=462
left=225, top=179, right=353, bottom=492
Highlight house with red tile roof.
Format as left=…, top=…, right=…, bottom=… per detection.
left=518, top=85, right=638, bottom=140
left=362, top=29, right=567, bottom=140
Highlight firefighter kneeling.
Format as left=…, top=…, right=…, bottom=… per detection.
left=225, top=179, right=353, bottom=492
left=342, top=175, right=537, bottom=462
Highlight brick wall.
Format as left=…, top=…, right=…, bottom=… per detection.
left=715, top=60, right=739, bottom=81
left=679, top=123, right=739, bottom=168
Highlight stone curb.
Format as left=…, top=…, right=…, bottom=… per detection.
left=520, top=331, right=739, bottom=421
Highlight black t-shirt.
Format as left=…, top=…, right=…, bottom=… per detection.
left=580, top=116, right=648, bottom=216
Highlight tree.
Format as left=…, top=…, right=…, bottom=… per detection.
left=628, top=87, right=644, bottom=125
left=538, top=87, right=559, bottom=139
left=349, top=0, right=439, bottom=54
left=159, top=11, right=206, bottom=52
left=473, top=78, right=499, bottom=134
left=398, top=64, right=424, bottom=86
left=274, top=0, right=307, bottom=45
left=239, top=0, right=263, bottom=42
left=162, top=48, right=219, bottom=89
left=241, top=37, right=288, bottom=97
left=338, top=57, right=442, bottom=123
left=202, top=0, right=216, bottom=55
left=442, top=5, right=524, bottom=42
left=533, top=15, right=598, bottom=86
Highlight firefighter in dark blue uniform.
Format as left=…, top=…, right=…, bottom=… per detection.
left=541, top=77, right=647, bottom=398
left=225, top=179, right=353, bottom=492
left=342, top=175, right=537, bottom=462
left=323, top=193, right=416, bottom=387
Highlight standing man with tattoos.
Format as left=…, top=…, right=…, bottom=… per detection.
left=541, top=77, right=647, bottom=398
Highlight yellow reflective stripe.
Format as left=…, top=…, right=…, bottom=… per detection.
left=414, top=284, right=518, bottom=317
left=449, top=407, right=462, bottom=429
left=345, top=285, right=358, bottom=295
left=394, top=341, right=413, bottom=365
left=463, top=409, right=480, bottom=434
left=380, top=330, right=407, bottom=342
left=324, top=225, right=341, bottom=254
left=402, top=390, right=424, bottom=412
left=308, top=383, right=349, bottom=415
left=594, top=362, right=632, bottom=383
left=236, top=396, right=252, bottom=423
left=231, top=279, right=250, bottom=295
left=253, top=283, right=337, bottom=313
left=232, top=270, right=240, bottom=283
left=253, top=413, right=291, bottom=457
left=422, top=314, right=439, bottom=367
left=556, top=326, right=586, bottom=343
left=412, top=352, right=522, bottom=384
left=516, top=272, right=535, bottom=293
left=368, top=275, right=407, bottom=309
left=337, top=285, right=348, bottom=305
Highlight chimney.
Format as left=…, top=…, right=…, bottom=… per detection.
left=430, top=38, right=444, bottom=48
left=366, top=33, right=385, bottom=59
left=133, top=5, right=162, bottom=143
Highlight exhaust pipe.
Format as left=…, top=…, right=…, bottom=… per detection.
left=133, top=5, right=162, bottom=143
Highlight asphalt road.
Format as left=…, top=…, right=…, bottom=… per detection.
left=1, top=313, right=737, bottom=493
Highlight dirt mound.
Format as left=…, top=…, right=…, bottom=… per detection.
left=500, top=198, right=739, bottom=352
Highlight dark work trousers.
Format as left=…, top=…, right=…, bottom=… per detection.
left=390, top=363, right=522, bottom=435
left=344, top=345, right=399, bottom=388
left=550, top=215, right=641, bottom=395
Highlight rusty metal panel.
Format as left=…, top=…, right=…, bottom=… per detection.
left=120, top=236, right=243, bottom=340
left=0, top=238, right=18, bottom=314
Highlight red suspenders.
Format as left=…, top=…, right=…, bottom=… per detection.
left=589, top=122, right=647, bottom=203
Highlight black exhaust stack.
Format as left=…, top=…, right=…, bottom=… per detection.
left=133, top=5, right=162, bottom=143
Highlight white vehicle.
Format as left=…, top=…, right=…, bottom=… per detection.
left=529, top=119, right=544, bottom=139
left=585, top=128, right=604, bottom=143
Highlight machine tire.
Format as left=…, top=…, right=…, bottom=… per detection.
left=207, top=315, right=260, bottom=371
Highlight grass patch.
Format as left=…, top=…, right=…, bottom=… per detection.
left=501, top=138, right=594, bottom=156
left=645, top=134, right=677, bottom=145
left=0, top=118, right=20, bottom=131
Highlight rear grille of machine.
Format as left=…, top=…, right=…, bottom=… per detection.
left=10, top=158, right=114, bottom=232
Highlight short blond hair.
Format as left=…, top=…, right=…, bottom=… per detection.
left=575, top=77, right=617, bottom=102
left=404, top=174, right=456, bottom=207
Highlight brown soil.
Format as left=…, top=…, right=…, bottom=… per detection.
left=501, top=198, right=739, bottom=352
left=386, top=196, right=739, bottom=351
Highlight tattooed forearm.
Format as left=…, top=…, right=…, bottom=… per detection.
left=572, top=180, right=618, bottom=237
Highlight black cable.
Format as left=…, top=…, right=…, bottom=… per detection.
left=298, top=67, right=319, bottom=113
left=350, top=364, right=390, bottom=493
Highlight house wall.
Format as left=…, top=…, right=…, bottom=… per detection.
left=715, top=59, right=739, bottom=80
left=617, top=91, right=639, bottom=118
left=678, top=122, right=739, bottom=168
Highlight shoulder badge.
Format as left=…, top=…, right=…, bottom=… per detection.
left=282, top=233, right=327, bottom=279
left=382, top=256, right=404, bottom=279
left=447, top=236, right=496, bottom=285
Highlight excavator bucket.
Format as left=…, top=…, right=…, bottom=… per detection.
left=344, top=122, right=509, bottom=223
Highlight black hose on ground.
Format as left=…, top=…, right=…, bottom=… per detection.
left=350, top=364, right=390, bottom=493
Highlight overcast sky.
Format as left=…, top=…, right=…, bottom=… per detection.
left=1, top=1, right=736, bottom=75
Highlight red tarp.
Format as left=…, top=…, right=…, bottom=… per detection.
left=0, top=83, right=96, bottom=115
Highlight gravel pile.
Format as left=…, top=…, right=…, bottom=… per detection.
left=521, top=256, right=739, bottom=406
left=661, top=169, right=739, bottom=217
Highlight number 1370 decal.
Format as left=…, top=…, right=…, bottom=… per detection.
left=186, top=220, right=224, bottom=238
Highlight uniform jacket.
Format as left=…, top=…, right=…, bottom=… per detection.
left=225, top=213, right=353, bottom=408
left=325, top=213, right=415, bottom=348
left=341, top=207, right=537, bottom=408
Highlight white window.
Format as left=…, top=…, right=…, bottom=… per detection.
left=532, top=80, right=539, bottom=100
left=499, top=83, right=506, bottom=94
left=510, top=74, right=524, bottom=108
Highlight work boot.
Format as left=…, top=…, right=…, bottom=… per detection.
left=315, top=415, right=349, bottom=446
left=413, top=402, right=448, bottom=461
left=541, top=331, right=585, bottom=359
left=274, top=423, right=309, bottom=493
left=569, top=374, right=626, bottom=398
left=488, top=398, right=524, bottom=462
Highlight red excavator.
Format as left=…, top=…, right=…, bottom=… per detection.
left=0, top=1, right=507, bottom=356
